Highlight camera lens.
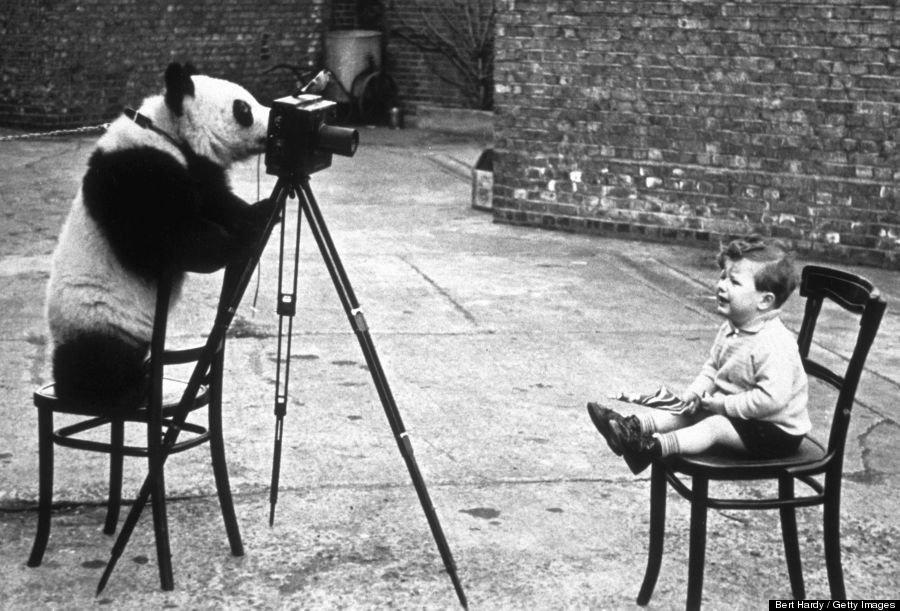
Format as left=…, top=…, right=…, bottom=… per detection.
left=318, top=125, right=359, bottom=157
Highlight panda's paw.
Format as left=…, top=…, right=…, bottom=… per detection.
left=251, top=197, right=280, bottom=225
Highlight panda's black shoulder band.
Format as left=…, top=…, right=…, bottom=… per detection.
left=124, top=107, right=191, bottom=156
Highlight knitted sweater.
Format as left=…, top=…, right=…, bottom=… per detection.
left=687, top=311, right=811, bottom=436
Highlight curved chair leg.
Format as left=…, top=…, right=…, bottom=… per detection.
left=103, top=419, right=125, bottom=535
left=208, top=349, right=243, bottom=557
left=27, top=407, right=54, bottom=567
left=778, top=477, right=805, bottom=599
left=637, top=462, right=667, bottom=606
left=823, top=477, right=846, bottom=600
left=686, top=476, right=708, bottom=611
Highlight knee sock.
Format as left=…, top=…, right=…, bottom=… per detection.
left=636, top=413, right=657, bottom=434
left=654, top=432, right=681, bottom=457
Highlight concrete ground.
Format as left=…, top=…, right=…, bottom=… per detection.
left=0, top=125, right=898, bottom=610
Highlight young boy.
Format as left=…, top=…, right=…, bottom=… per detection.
left=589, top=236, right=810, bottom=474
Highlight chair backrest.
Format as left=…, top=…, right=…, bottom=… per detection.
left=796, top=265, right=887, bottom=458
left=147, top=262, right=248, bottom=413
left=148, top=269, right=175, bottom=412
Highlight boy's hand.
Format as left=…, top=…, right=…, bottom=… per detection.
left=680, top=392, right=701, bottom=415
left=700, top=393, right=726, bottom=415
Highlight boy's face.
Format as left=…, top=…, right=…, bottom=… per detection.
left=715, top=258, right=775, bottom=327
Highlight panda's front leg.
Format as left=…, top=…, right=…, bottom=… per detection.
left=245, top=195, right=279, bottom=228
left=209, top=192, right=278, bottom=235
left=173, top=196, right=278, bottom=273
left=236, top=196, right=279, bottom=257
left=222, top=192, right=280, bottom=251
left=170, top=217, right=253, bottom=273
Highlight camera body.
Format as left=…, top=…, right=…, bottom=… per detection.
left=265, top=94, right=358, bottom=177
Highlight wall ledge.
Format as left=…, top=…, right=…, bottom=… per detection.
left=406, top=104, right=494, bottom=138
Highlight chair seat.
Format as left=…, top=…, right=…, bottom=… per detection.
left=665, top=435, right=827, bottom=480
left=34, top=379, right=210, bottom=417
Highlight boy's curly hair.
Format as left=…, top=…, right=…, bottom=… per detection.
left=716, top=235, right=799, bottom=307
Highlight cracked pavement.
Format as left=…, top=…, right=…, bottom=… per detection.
left=0, top=126, right=898, bottom=608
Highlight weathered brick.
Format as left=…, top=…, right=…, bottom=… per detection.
left=0, top=0, right=330, bottom=127
left=1, top=0, right=480, bottom=128
left=492, top=0, right=900, bottom=269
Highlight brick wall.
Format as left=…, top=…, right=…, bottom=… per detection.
left=0, top=0, right=477, bottom=128
left=493, top=0, right=900, bottom=269
left=0, top=0, right=329, bottom=127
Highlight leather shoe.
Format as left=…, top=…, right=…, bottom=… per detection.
left=611, top=421, right=658, bottom=475
left=587, top=402, right=625, bottom=455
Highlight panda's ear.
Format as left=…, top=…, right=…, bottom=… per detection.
left=164, top=62, right=195, bottom=116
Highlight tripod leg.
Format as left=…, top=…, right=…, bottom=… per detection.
left=268, top=415, right=285, bottom=526
left=295, top=178, right=468, bottom=609
left=268, top=184, right=301, bottom=525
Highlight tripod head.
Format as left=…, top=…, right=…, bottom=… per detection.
left=265, top=94, right=359, bottom=177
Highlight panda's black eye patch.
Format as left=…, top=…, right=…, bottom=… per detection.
left=233, top=99, right=253, bottom=127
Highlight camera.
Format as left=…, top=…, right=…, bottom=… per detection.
left=265, top=94, right=359, bottom=177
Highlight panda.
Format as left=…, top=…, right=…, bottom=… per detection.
left=46, top=62, right=276, bottom=404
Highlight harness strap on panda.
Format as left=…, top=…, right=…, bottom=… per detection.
left=124, top=107, right=192, bottom=156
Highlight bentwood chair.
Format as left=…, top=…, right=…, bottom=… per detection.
left=27, top=266, right=244, bottom=591
left=636, top=265, right=886, bottom=610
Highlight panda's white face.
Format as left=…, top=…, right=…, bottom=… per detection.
left=179, top=75, right=270, bottom=167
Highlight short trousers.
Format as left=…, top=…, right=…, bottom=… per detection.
left=728, top=417, right=805, bottom=459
